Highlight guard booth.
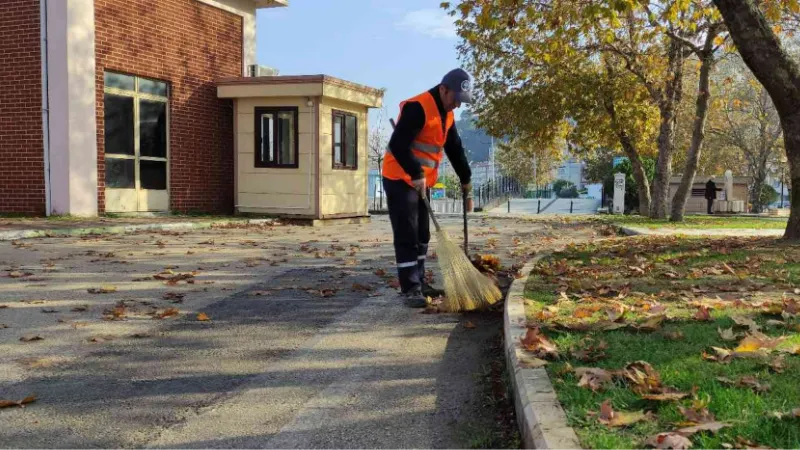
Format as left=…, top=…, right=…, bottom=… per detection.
left=217, top=75, right=383, bottom=221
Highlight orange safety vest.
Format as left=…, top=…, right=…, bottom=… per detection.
left=382, top=91, right=454, bottom=188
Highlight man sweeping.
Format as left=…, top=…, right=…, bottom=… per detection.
left=382, top=68, right=474, bottom=308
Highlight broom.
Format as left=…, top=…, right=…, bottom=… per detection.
left=389, top=119, right=502, bottom=312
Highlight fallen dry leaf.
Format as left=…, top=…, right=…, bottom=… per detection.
left=591, top=320, right=629, bottom=332
left=19, top=335, right=43, bottom=342
left=676, top=421, right=730, bottom=436
left=8, top=271, right=32, bottom=279
left=777, top=342, right=800, bottom=355
left=735, top=332, right=784, bottom=353
left=641, top=391, right=689, bottom=402
left=572, top=338, right=608, bottom=362
left=694, top=306, right=712, bottom=322
left=573, top=307, right=597, bottom=319
left=620, top=361, right=663, bottom=395
left=718, top=327, right=738, bottom=341
left=71, top=305, right=88, bottom=312
left=702, top=346, right=732, bottom=364
left=250, top=290, right=273, bottom=296
left=0, top=395, right=37, bottom=409
left=351, top=283, right=374, bottom=292
left=87, top=285, right=117, bottom=294
left=102, top=303, right=127, bottom=321
left=40, top=308, right=58, bottom=314
left=731, top=316, right=760, bottom=333
left=463, top=321, right=477, bottom=329
left=764, top=354, right=787, bottom=373
left=645, top=432, right=693, bottom=449
left=635, top=314, right=666, bottom=332
left=196, top=312, right=210, bottom=321
left=520, top=327, right=559, bottom=359
left=767, top=408, right=800, bottom=420
left=162, top=292, right=185, bottom=302
left=679, top=403, right=716, bottom=426
left=87, top=335, right=116, bottom=343
left=597, top=399, right=649, bottom=427
left=724, top=375, right=771, bottom=393
left=152, top=307, right=179, bottom=319
left=575, top=367, right=613, bottom=392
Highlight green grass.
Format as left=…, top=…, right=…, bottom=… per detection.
left=596, top=215, right=788, bottom=230
left=523, top=236, right=800, bottom=449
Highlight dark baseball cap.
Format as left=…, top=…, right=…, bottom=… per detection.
left=441, top=68, right=473, bottom=104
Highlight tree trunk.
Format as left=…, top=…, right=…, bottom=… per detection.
left=650, top=42, right=686, bottom=219
left=751, top=174, right=767, bottom=213
left=603, top=96, right=652, bottom=216
left=671, top=35, right=718, bottom=222
left=712, top=0, right=800, bottom=239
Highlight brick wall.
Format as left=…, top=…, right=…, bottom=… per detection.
left=95, top=0, right=242, bottom=214
left=0, top=0, right=45, bottom=215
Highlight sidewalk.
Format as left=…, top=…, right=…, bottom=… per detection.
left=0, top=214, right=552, bottom=448
left=0, top=216, right=274, bottom=241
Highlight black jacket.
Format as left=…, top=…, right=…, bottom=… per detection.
left=386, top=87, right=471, bottom=184
left=705, top=180, right=721, bottom=200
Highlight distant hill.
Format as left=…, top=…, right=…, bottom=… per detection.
left=456, top=111, right=494, bottom=162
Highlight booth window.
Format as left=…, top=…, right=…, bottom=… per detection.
left=332, top=110, right=357, bottom=169
left=255, top=107, right=298, bottom=168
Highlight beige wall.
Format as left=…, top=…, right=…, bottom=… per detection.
left=668, top=184, right=749, bottom=213
left=234, top=97, right=318, bottom=216
left=319, top=97, right=369, bottom=218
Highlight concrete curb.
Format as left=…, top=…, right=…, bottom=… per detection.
left=0, top=218, right=276, bottom=241
left=504, top=255, right=582, bottom=449
left=615, top=225, right=784, bottom=237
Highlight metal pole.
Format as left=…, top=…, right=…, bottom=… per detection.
left=781, top=168, right=785, bottom=208
left=507, top=199, right=511, bottom=213
left=570, top=200, right=574, bottom=214
left=537, top=199, right=541, bottom=214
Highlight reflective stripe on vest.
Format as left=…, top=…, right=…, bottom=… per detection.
left=412, top=141, right=444, bottom=154
left=385, top=140, right=441, bottom=168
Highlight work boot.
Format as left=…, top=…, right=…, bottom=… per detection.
left=402, top=289, right=428, bottom=308
left=422, top=282, right=445, bottom=298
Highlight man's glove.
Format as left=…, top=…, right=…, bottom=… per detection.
left=411, top=177, right=426, bottom=195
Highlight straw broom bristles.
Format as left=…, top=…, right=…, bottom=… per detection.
left=434, top=228, right=503, bottom=313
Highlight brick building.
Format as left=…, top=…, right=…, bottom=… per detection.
left=0, top=0, right=288, bottom=216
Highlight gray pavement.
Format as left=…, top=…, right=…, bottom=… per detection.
left=0, top=215, right=587, bottom=448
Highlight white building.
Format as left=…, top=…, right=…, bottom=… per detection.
left=553, top=158, right=586, bottom=190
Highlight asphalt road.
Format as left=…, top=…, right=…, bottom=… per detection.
left=0, top=216, right=592, bottom=448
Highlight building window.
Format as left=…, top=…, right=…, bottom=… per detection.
left=103, top=71, right=169, bottom=192
left=332, top=110, right=357, bottom=170
left=254, top=107, right=298, bottom=168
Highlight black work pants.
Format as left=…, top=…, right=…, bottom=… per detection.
left=707, top=198, right=713, bottom=214
left=383, top=177, right=430, bottom=293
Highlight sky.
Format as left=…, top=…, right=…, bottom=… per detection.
left=254, top=0, right=466, bottom=134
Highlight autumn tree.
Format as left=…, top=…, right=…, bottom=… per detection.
left=443, top=0, right=661, bottom=215
left=368, top=107, right=389, bottom=209
left=712, top=0, right=800, bottom=238
left=495, top=138, right=561, bottom=191
left=664, top=19, right=729, bottom=221
left=708, top=57, right=783, bottom=213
